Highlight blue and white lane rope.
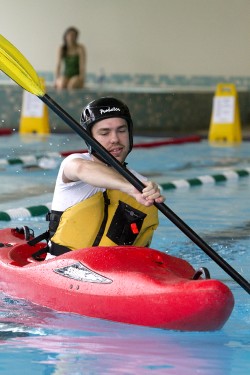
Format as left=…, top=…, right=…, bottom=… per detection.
left=0, top=168, right=249, bottom=221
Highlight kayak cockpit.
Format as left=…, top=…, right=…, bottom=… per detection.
left=7, top=243, right=47, bottom=266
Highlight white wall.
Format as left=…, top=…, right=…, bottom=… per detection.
left=1, top=0, right=250, bottom=77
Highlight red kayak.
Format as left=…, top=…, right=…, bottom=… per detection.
left=0, top=227, right=234, bottom=331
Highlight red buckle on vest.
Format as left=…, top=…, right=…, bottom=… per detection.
left=130, top=223, right=139, bottom=234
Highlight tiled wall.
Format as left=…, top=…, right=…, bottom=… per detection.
left=1, top=73, right=250, bottom=136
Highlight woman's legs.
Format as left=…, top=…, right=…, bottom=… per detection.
left=55, top=76, right=69, bottom=89
left=67, top=75, right=84, bottom=89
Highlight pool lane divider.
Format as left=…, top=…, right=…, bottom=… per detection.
left=0, top=136, right=201, bottom=166
left=0, top=128, right=12, bottom=136
left=0, top=153, right=60, bottom=167
left=0, top=167, right=249, bottom=221
left=160, top=168, right=250, bottom=190
left=0, top=203, right=51, bottom=221
left=61, top=135, right=201, bottom=157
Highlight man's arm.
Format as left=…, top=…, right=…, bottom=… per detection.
left=63, top=158, right=165, bottom=207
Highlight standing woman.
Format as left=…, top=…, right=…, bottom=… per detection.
left=54, top=27, right=86, bottom=89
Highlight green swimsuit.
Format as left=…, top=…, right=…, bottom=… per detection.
left=64, top=55, right=80, bottom=78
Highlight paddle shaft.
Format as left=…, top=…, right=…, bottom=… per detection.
left=41, top=94, right=250, bottom=294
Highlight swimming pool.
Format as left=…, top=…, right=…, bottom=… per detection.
left=0, top=133, right=249, bottom=374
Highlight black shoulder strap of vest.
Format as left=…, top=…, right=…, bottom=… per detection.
left=92, top=191, right=110, bottom=246
left=27, top=230, right=50, bottom=246
left=27, top=210, right=64, bottom=260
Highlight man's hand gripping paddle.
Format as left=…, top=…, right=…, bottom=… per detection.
left=1, top=34, right=249, bottom=294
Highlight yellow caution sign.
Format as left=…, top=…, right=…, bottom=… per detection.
left=208, top=83, right=242, bottom=144
left=19, top=77, right=50, bottom=134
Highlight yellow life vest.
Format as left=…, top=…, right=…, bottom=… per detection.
left=51, top=190, right=158, bottom=250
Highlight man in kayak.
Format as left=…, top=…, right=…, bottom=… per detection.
left=46, top=97, right=165, bottom=256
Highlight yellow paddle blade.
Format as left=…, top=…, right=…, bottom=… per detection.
left=0, top=35, right=44, bottom=96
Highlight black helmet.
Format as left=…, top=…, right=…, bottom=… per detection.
left=80, top=97, right=133, bottom=154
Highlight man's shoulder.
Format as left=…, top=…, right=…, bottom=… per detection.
left=61, top=153, right=91, bottom=169
left=65, top=152, right=90, bottom=161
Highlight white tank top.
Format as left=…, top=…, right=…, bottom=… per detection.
left=51, top=153, right=146, bottom=211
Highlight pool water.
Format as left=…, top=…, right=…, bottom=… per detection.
left=0, top=133, right=249, bottom=375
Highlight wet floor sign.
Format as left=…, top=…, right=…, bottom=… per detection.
left=19, top=77, right=50, bottom=134
left=208, top=83, right=242, bottom=144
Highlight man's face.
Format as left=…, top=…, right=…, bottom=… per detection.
left=91, top=117, right=130, bottom=163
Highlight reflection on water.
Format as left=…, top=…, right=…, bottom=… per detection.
left=0, top=294, right=234, bottom=375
